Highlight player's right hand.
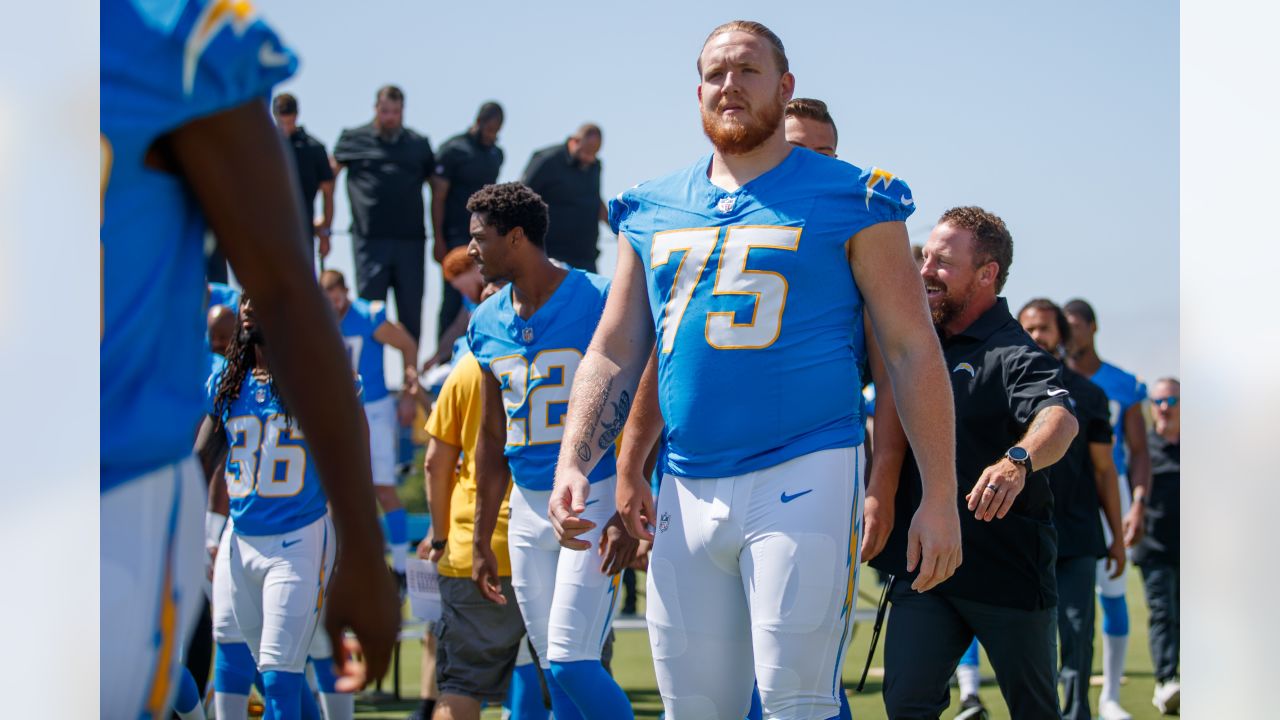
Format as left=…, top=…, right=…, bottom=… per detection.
left=323, top=549, right=400, bottom=692
left=598, top=512, right=640, bottom=575
left=432, top=240, right=448, bottom=264
left=549, top=470, right=595, bottom=550
left=472, top=542, right=507, bottom=605
left=905, top=495, right=962, bottom=593
left=616, top=470, right=656, bottom=543
left=860, top=487, right=894, bottom=563
left=418, top=534, right=445, bottom=563
left=1104, top=537, right=1126, bottom=580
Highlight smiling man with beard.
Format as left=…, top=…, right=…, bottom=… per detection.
left=867, top=207, right=1081, bottom=720
left=547, top=20, right=962, bottom=720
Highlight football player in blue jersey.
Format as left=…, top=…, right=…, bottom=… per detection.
left=466, top=183, right=638, bottom=719
left=102, top=2, right=398, bottom=716
left=196, top=296, right=352, bottom=720
left=319, top=269, right=421, bottom=585
left=551, top=21, right=962, bottom=720
left=1064, top=297, right=1151, bottom=720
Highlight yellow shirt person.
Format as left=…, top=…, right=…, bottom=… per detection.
left=423, top=353, right=512, bottom=578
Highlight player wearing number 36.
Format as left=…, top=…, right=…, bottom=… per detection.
left=550, top=20, right=964, bottom=720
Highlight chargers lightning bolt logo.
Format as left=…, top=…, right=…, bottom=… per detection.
left=865, top=167, right=896, bottom=210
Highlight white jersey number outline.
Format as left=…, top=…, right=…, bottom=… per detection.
left=224, top=414, right=307, bottom=498
left=489, top=349, right=582, bottom=446
left=651, top=225, right=801, bottom=352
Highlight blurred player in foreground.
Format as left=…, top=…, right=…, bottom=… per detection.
left=102, top=2, right=397, bottom=715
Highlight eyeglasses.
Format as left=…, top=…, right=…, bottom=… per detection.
left=1150, top=396, right=1179, bottom=408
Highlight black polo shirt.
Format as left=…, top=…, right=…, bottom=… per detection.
left=285, top=126, right=333, bottom=229
left=870, top=297, right=1073, bottom=610
left=333, top=122, right=434, bottom=240
left=521, top=142, right=602, bottom=270
left=1132, top=431, right=1179, bottom=566
left=435, top=131, right=503, bottom=248
left=1050, top=366, right=1113, bottom=559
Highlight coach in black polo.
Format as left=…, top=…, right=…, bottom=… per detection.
left=272, top=93, right=335, bottom=258
left=521, top=123, right=607, bottom=272
left=866, top=207, right=1079, bottom=720
left=333, top=85, right=435, bottom=345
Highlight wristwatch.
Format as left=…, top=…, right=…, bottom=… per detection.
left=430, top=539, right=447, bottom=551
left=1004, top=446, right=1033, bottom=474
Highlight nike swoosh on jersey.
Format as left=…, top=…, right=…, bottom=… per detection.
left=585, top=499, right=600, bottom=507
left=282, top=538, right=302, bottom=548
left=258, top=40, right=291, bottom=67
left=780, top=489, right=814, bottom=503
left=1047, top=387, right=1069, bottom=397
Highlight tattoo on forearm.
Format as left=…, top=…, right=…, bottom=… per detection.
left=575, top=441, right=591, bottom=462
left=597, top=390, right=631, bottom=449
left=1029, top=411, right=1048, bottom=436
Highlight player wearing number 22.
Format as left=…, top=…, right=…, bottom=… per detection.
left=466, top=183, right=634, bottom=719
left=198, top=298, right=347, bottom=720
left=553, top=22, right=963, bottom=720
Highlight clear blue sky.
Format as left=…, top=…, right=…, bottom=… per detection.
left=258, top=0, right=1178, bottom=382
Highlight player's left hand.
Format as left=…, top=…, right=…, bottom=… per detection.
left=1104, top=537, right=1126, bottom=579
left=549, top=470, right=595, bottom=550
left=966, top=458, right=1026, bottom=521
left=1122, top=501, right=1145, bottom=547
left=315, top=224, right=331, bottom=258
left=598, top=512, right=640, bottom=575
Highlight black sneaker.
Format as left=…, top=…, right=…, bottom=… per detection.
left=955, top=694, right=988, bottom=720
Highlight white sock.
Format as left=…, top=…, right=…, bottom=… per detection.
left=319, top=692, right=355, bottom=720
left=956, top=664, right=981, bottom=698
left=1102, top=632, right=1129, bottom=702
left=391, top=544, right=408, bottom=573
left=214, top=692, right=249, bottom=720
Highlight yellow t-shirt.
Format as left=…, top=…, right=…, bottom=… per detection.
left=426, top=353, right=513, bottom=578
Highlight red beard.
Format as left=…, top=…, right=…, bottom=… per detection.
left=700, top=92, right=785, bottom=155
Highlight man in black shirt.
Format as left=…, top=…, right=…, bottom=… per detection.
left=521, top=123, right=607, bottom=272
left=1019, top=298, right=1127, bottom=720
left=429, top=102, right=503, bottom=342
left=1134, top=377, right=1180, bottom=715
left=866, top=207, right=1079, bottom=720
left=272, top=93, right=334, bottom=260
left=333, top=85, right=435, bottom=345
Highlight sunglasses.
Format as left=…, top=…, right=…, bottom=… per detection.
left=1150, top=396, right=1179, bottom=408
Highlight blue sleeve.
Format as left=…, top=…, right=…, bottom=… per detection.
left=204, top=369, right=221, bottom=417
left=857, top=167, right=916, bottom=227
left=607, top=189, right=633, bottom=237
left=465, top=318, right=488, bottom=371
left=368, top=300, right=388, bottom=331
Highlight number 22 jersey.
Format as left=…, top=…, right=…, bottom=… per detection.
left=609, top=147, right=915, bottom=479
left=467, top=269, right=617, bottom=491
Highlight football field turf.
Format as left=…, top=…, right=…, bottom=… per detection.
left=349, top=566, right=1166, bottom=719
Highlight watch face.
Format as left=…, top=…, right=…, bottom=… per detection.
left=1008, top=447, right=1029, bottom=462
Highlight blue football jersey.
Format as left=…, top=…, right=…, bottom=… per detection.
left=209, top=282, right=241, bottom=310
left=609, top=148, right=914, bottom=479
left=205, top=370, right=356, bottom=536
left=1090, top=361, right=1147, bottom=477
left=339, top=299, right=389, bottom=403
left=467, top=269, right=617, bottom=490
left=101, top=0, right=296, bottom=490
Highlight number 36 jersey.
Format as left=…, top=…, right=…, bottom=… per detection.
left=609, top=147, right=915, bottom=479
left=467, top=269, right=617, bottom=491
left=205, top=371, right=361, bottom=536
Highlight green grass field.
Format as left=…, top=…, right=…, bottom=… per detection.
left=348, top=567, right=1165, bottom=719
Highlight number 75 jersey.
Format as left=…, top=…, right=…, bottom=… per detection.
left=609, top=148, right=915, bottom=480
left=467, top=269, right=617, bottom=491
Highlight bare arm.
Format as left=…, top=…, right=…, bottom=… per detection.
left=429, top=176, right=450, bottom=263
left=422, top=436, right=461, bottom=562
left=967, top=405, right=1079, bottom=520
left=426, top=308, right=470, bottom=370
left=319, top=180, right=334, bottom=230
left=1122, top=403, right=1151, bottom=545
left=598, top=198, right=609, bottom=224
left=1090, top=440, right=1127, bottom=578
left=374, top=320, right=421, bottom=386
left=550, top=234, right=655, bottom=546
left=861, top=312, right=906, bottom=564
left=615, top=349, right=662, bottom=541
left=848, top=222, right=961, bottom=590
left=194, top=415, right=229, bottom=489
left=164, top=98, right=397, bottom=689
left=472, top=369, right=512, bottom=603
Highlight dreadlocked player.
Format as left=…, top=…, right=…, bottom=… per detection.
left=197, top=296, right=359, bottom=720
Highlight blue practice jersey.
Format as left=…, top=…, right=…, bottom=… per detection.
left=610, top=148, right=914, bottom=479
left=205, top=370, right=358, bottom=536
left=1091, top=361, right=1147, bottom=477
left=209, top=351, right=227, bottom=380
left=467, top=269, right=617, bottom=490
left=340, top=298, right=389, bottom=403
left=209, top=282, right=241, bottom=310
left=101, top=0, right=296, bottom=490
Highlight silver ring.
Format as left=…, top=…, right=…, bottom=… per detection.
left=983, top=484, right=997, bottom=492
